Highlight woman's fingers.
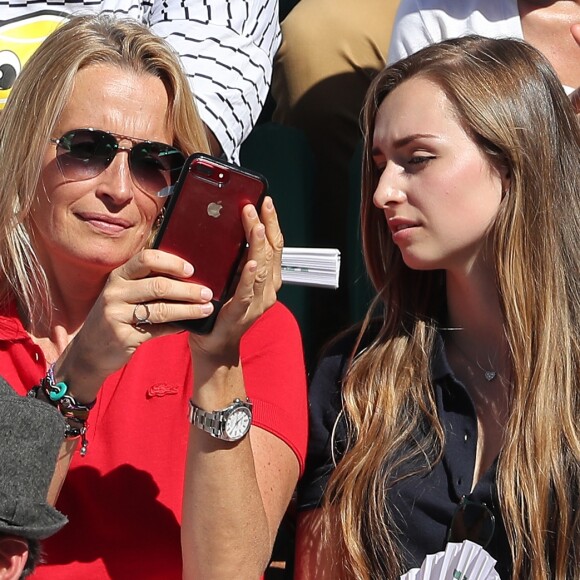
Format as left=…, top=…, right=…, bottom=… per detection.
left=242, top=200, right=280, bottom=305
left=115, top=248, right=194, bottom=282
left=187, top=198, right=284, bottom=357
left=242, top=197, right=282, bottom=287
left=113, top=279, right=214, bottom=337
left=248, top=223, right=269, bottom=300
left=128, top=299, right=215, bottom=330
left=103, top=249, right=216, bottom=329
left=219, top=222, right=268, bottom=323
left=60, top=248, right=216, bottom=397
left=261, top=197, right=284, bottom=292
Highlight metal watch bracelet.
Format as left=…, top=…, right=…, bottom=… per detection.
left=188, top=398, right=252, bottom=442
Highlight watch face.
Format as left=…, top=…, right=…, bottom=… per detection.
left=224, top=407, right=252, bottom=440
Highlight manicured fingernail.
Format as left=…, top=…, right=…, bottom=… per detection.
left=256, top=225, right=265, bottom=239
left=265, top=197, right=273, bottom=210
left=183, top=263, right=194, bottom=276
left=200, top=288, right=213, bottom=300
left=248, top=206, right=257, bottom=219
left=248, top=261, right=258, bottom=272
left=201, top=303, right=213, bottom=314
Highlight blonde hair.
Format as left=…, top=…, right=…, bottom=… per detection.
left=324, top=36, right=580, bottom=579
left=0, top=14, right=209, bottom=324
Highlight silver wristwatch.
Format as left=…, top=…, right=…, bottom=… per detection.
left=188, top=398, right=253, bottom=442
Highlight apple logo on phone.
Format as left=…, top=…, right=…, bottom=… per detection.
left=207, top=201, right=223, bottom=218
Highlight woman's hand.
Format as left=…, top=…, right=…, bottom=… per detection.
left=188, top=196, right=283, bottom=362
left=54, top=196, right=282, bottom=403
left=55, top=248, right=215, bottom=403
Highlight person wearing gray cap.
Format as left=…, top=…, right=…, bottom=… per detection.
left=0, top=377, right=67, bottom=579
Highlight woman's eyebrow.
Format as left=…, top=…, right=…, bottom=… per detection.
left=372, top=133, right=439, bottom=156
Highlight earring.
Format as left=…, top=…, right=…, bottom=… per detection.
left=154, top=207, right=166, bottom=229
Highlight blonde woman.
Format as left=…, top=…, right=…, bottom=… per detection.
left=296, top=36, right=580, bottom=579
left=0, top=15, right=307, bottom=579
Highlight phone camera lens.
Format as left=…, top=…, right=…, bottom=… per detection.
left=195, top=163, right=214, bottom=176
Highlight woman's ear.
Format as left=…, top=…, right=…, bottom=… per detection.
left=0, top=536, right=29, bottom=580
left=501, top=167, right=511, bottom=195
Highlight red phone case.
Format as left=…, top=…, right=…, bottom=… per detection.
left=153, top=153, right=268, bottom=334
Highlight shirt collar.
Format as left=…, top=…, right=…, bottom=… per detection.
left=0, top=298, right=29, bottom=341
left=431, top=328, right=454, bottom=382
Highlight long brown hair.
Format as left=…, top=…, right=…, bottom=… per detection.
left=324, top=36, right=580, bottom=579
left=0, top=14, right=209, bottom=324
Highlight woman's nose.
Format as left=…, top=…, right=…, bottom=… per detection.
left=97, top=151, right=135, bottom=204
left=372, top=166, right=407, bottom=208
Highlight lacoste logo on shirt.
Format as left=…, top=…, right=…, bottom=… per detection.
left=146, top=383, right=180, bottom=398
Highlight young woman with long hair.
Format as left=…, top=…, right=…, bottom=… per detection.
left=295, top=35, right=580, bottom=579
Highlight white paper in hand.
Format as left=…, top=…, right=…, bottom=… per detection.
left=400, top=540, right=501, bottom=580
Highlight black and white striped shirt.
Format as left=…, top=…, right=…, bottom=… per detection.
left=0, top=0, right=281, bottom=162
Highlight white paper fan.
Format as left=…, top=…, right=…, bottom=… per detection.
left=400, top=540, right=501, bottom=579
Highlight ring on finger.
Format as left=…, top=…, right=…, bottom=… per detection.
left=133, top=303, right=152, bottom=327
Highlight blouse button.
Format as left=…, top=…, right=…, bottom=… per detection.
left=464, top=433, right=469, bottom=442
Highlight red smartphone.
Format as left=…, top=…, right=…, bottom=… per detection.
left=152, top=153, right=268, bottom=334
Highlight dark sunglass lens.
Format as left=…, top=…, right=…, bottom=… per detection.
left=449, top=501, right=495, bottom=548
left=131, top=143, right=185, bottom=195
left=57, top=129, right=115, bottom=178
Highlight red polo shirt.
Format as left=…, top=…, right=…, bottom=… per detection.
left=0, top=300, right=307, bottom=579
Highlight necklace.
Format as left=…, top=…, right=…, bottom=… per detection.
left=449, top=336, right=497, bottom=382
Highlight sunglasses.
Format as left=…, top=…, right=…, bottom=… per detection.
left=447, top=495, right=496, bottom=548
left=50, top=128, right=186, bottom=197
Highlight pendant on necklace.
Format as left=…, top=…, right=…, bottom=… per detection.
left=484, top=371, right=497, bottom=382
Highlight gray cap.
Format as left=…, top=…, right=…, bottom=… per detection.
left=0, top=376, right=68, bottom=539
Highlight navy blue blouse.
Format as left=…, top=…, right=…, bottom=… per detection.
left=298, top=327, right=511, bottom=578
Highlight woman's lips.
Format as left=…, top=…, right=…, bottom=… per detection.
left=77, top=212, right=133, bottom=234
left=388, top=217, right=418, bottom=232
left=388, top=217, right=420, bottom=242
